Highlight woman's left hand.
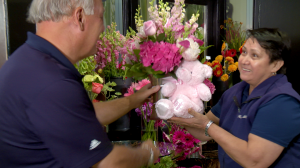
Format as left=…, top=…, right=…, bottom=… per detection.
left=167, top=108, right=210, bottom=130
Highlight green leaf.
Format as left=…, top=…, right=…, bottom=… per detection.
left=93, top=74, right=104, bottom=83
left=200, top=56, right=206, bottom=63
left=82, top=75, right=94, bottom=83
left=199, top=45, right=214, bottom=55
left=144, top=66, right=155, bottom=74
left=168, top=71, right=177, bottom=80
left=152, top=70, right=164, bottom=75
left=115, top=92, right=122, bottom=96
left=157, top=32, right=166, bottom=42
left=133, top=49, right=141, bottom=62
left=153, top=73, right=166, bottom=78
left=148, top=35, right=157, bottom=42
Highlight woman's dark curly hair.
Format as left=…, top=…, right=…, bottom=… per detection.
left=246, top=28, right=291, bottom=74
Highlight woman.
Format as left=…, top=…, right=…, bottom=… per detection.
left=168, top=28, right=300, bottom=168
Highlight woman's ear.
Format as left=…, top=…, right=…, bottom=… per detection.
left=272, top=60, right=284, bottom=72
left=74, top=7, right=85, bottom=31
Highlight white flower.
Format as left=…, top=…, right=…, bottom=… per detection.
left=198, top=27, right=204, bottom=35
left=125, top=55, right=132, bottom=64
left=134, top=39, right=140, bottom=49
left=181, top=38, right=200, bottom=61
left=137, top=26, right=146, bottom=38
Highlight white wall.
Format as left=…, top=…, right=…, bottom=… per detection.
left=229, top=0, right=253, bottom=30
left=0, top=0, right=8, bottom=68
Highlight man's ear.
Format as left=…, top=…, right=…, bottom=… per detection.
left=74, top=7, right=85, bottom=31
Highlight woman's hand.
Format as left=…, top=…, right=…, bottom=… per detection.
left=167, top=108, right=210, bottom=130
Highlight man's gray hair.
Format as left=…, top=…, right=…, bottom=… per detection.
left=27, top=0, right=95, bottom=23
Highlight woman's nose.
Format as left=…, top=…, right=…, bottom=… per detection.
left=239, top=55, right=249, bottom=65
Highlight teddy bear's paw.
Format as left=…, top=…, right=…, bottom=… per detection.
left=173, top=95, right=194, bottom=118
left=197, top=83, right=212, bottom=101
left=161, top=82, right=177, bottom=97
left=155, top=99, right=174, bottom=120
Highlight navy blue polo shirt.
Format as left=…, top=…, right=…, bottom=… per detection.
left=0, top=32, right=113, bottom=168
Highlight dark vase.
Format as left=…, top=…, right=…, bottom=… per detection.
left=106, top=77, right=133, bottom=132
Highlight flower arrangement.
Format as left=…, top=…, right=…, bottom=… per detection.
left=95, top=22, right=126, bottom=78
left=205, top=50, right=239, bottom=83
left=203, top=18, right=246, bottom=85
left=122, top=0, right=212, bottom=80
left=220, top=18, right=246, bottom=51
left=75, top=56, right=121, bottom=101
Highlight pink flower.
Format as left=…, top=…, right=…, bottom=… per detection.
left=154, top=120, right=166, bottom=128
left=183, top=133, right=195, bottom=148
left=140, top=41, right=182, bottom=73
left=172, top=131, right=186, bottom=143
left=143, top=20, right=157, bottom=36
left=203, top=79, right=216, bottom=94
left=135, top=79, right=151, bottom=90
left=92, top=83, right=103, bottom=94
left=93, top=99, right=100, bottom=103
left=191, top=166, right=202, bottom=168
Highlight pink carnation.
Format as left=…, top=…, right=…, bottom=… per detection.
left=203, top=78, right=216, bottom=94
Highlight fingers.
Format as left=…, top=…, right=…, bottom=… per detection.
left=141, top=140, right=160, bottom=162
left=139, top=83, right=152, bottom=92
left=188, top=108, right=198, bottom=117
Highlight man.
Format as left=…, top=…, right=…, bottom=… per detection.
left=0, top=0, right=160, bottom=167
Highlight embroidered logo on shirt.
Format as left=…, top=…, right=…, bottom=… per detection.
left=89, top=139, right=101, bottom=150
left=238, top=115, right=247, bottom=119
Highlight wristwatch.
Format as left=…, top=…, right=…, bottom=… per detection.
left=205, top=120, right=214, bottom=137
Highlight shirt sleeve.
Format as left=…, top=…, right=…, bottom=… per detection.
left=27, top=79, right=113, bottom=168
left=250, top=95, right=300, bottom=147
left=211, top=99, right=222, bottom=118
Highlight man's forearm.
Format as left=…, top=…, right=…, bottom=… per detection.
left=93, top=96, right=133, bottom=125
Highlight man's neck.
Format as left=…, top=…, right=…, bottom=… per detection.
left=36, top=21, right=80, bottom=64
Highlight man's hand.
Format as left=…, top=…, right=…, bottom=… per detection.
left=128, top=83, right=160, bottom=109
left=140, top=140, right=160, bottom=165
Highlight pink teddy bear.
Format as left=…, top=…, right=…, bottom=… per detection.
left=155, top=60, right=213, bottom=119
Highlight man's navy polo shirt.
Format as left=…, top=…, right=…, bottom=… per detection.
left=0, top=32, right=113, bottom=168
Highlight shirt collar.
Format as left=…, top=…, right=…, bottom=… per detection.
left=25, top=32, right=82, bottom=78
left=242, top=84, right=249, bottom=102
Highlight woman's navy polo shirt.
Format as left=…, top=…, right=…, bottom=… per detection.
left=0, top=32, right=113, bottom=168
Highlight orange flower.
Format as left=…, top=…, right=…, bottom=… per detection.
left=215, top=55, right=223, bottom=63
left=221, top=74, right=229, bottom=81
left=225, top=57, right=234, bottom=64
left=206, top=62, right=212, bottom=67
left=239, top=40, right=246, bottom=53
left=228, top=65, right=238, bottom=72
left=221, top=42, right=226, bottom=51
left=240, top=22, right=243, bottom=25
left=235, top=62, right=239, bottom=68
left=204, top=61, right=212, bottom=67
left=220, top=25, right=224, bottom=29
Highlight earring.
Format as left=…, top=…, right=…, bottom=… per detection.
left=272, top=72, right=277, bottom=76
